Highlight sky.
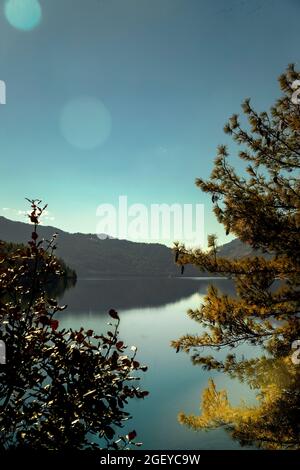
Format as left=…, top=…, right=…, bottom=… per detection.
left=0, top=0, right=299, bottom=247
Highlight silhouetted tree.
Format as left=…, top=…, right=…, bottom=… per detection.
left=0, top=200, right=148, bottom=450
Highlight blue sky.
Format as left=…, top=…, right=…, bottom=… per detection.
left=0, top=0, right=299, bottom=247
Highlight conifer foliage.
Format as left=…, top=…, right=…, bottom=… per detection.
left=172, top=65, right=300, bottom=449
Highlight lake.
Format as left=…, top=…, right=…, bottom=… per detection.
left=58, top=277, right=257, bottom=450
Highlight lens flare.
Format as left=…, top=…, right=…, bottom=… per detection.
left=60, top=97, right=112, bottom=150
left=4, top=0, right=42, bottom=31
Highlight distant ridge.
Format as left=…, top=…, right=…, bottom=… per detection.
left=217, top=237, right=270, bottom=259
left=0, top=216, right=263, bottom=279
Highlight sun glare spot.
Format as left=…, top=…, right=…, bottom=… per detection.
left=4, top=0, right=42, bottom=31
left=60, top=97, right=112, bottom=150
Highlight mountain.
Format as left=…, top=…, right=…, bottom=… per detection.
left=0, top=216, right=263, bottom=279
left=0, top=216, right=197, bottom=278
left=217, top=237, right=271, bottom=259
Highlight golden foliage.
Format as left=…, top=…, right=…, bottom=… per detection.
left=173, top=65, right=300, bottom=449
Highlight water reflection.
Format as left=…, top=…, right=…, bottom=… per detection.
left=58, top=278, right=254, bottom=449
left=179, top=354, right=300, bottom=449
left=58, top=277, right=236, bottom=313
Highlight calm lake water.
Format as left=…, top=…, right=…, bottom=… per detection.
left=58, top=278, right=257, bottom=450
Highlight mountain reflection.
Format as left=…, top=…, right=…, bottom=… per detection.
left=58, top=277, right=236, bottom=313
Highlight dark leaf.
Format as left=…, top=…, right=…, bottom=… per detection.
left=109, top=309, right=119, bottom=320
left=104, top=426, right=115, bottom=439
left=50, top=319, right=59, bottom=331
left=127, top=430, right=137, bottom=441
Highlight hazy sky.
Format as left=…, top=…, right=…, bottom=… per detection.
left=0, top=0, right=299, bottom=247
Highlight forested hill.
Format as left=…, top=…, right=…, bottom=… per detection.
left=0, top=216, right=261, bottom=279
left=0, top=239, right=76, bottom=279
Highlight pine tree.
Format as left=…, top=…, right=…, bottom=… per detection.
left=172, top=64, right=300, bottom=449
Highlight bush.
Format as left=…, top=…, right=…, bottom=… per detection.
left=0, top=199, right=148, bottom=450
